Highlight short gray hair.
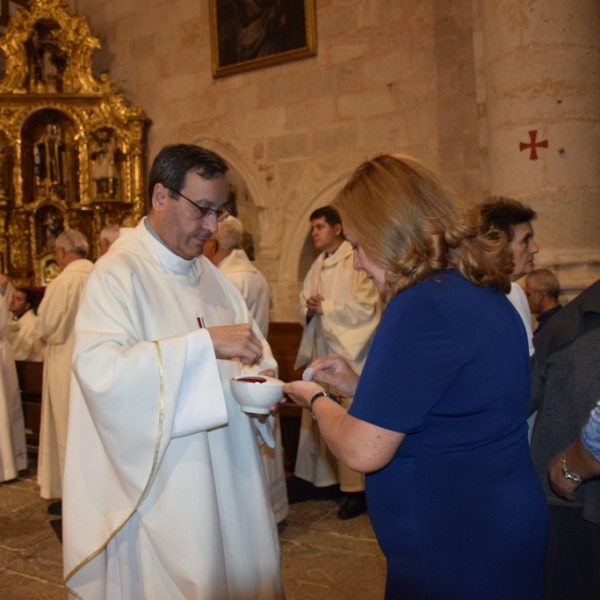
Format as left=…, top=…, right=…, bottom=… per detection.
left=214, top=216, right=243, bottom=251
left=55, top=229, right=89, bottom=258
left=100, top=224, right=120, bottom=244
left=526, top=268, right=560, bottom=301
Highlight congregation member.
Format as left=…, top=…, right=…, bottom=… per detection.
left=99, top=223, right=120, bottom=255
left=529, top=279, right=600, bottom=600
left=284, top=154, right=548, bottom=599
left=479, top=196, right=539, bottom=355
left=524, top=268, right=562, bottom=333
left=63, top=144, right=284, bottom=600
left=7, top=287, right=43, bottom=361
left=479, top=197, right=540, bottom=438
left=35, top=229, right=93, bottom=510
left=548, top=396, right=600, bottom=500
left=203, top=215, right=288, bottom=524
left=294, top=205, right=381, bottom=519
left=0, top=288, right=27, bottom=483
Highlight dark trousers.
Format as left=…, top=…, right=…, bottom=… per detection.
left=545, top=505, right=600, bottom=600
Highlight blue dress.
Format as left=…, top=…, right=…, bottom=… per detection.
left=349, top=270, right=548, bottom=600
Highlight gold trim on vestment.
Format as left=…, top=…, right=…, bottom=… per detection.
left=64, top=341, right=166, bottom=597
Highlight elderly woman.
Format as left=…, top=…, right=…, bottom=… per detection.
left=284, top=155, right=548, bottom=599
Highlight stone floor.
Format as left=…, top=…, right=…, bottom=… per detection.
left=0, top=464, right=386, bottom=599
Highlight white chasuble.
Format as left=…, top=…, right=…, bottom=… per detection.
left=63, top=220, right=283, bottom=600
left=36, top=258, right=94, bottom=499
left=0, top=296, right=27, bottom=482
left=294, top=241, right=381, bottom=489
left=218, top=249, right=288, bottom=524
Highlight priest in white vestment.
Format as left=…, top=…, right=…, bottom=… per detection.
left=294, top=206, right=381, bottom=519
left=0, top=289, right=28, bottom=482
left=7, top=288, right=43, bottom=361
left=63, top=145, right=284, bottom=600
left=35, top=229, right=94, bottom=501
left=204, top=216, right=288, bottom=524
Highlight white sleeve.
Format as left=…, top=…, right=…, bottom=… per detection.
left=507, top=282, right=534, bottom=356
left=171, top=329, right=228, bottom=437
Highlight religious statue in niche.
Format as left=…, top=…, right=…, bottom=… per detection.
left=42, top=257, right=60, bottom=284
left=36, top=205, right=63, bottom=252
left=33, top=121, right=66, bottom=198
left=26, top=20, right=67, bottom=93
left=90, top=128, right=119, bottom=199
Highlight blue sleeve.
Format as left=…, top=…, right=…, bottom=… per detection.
left=349, top=289, right=461, bottom=433
left=581, top=398, right=600, bottom=462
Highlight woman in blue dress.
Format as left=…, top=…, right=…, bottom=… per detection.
left=284, top=154, right=548, bottom=599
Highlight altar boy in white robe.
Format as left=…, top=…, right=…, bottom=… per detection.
left=294, top=206, right=381, bottom=519
left=63, top=145, right=284, bottom=600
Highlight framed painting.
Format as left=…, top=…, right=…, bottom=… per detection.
left=209, top=0, right=316, bottom=78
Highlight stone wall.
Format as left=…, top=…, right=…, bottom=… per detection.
left=70, top=0, right=600, bottom=320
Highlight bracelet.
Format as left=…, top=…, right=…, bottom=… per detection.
left=561, top=456, right=583, bottom=484
left=310, top=391, right=342, bottom=419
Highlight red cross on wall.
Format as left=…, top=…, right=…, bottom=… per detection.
left=519, top=130, right=548, bottom=160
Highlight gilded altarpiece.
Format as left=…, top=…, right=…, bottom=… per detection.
left=0, top=0, right=149, bottom=286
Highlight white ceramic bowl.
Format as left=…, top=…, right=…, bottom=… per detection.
left=230, top=375, right=285, bottom=414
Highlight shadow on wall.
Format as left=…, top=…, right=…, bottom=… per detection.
left=298, top=231, right=319, bottom=281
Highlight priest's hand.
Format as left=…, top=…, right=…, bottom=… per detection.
left=207, top=324, right=263, bottom=365
left=307, top=356, right=360, bottom=397
left=306, top=294, right=324, bottom=317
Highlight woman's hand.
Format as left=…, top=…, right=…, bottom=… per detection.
left=308, top=356, right=360, bottom=397
left=283, top=381, right=325, bottom=410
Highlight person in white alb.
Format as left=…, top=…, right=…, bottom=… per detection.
left=35, top=229, right=94, bottom=510
left=0, top=289, right=27, bottom=483
left=203, top=215, right=288, bottom=524
left=63, top=144, right=284, bottom=600
left=294, top=205, right=381, bottom=519
left=7, top=288, right=43, bottom=361
left=203, top=216, right=270, bottom=335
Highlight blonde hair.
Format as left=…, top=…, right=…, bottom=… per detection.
left=334, top=154, right=512, bottom=302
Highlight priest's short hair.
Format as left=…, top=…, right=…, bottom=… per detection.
left=148, top=144, right=229, bottom=210
left=55, top=229, right=89, bottom=258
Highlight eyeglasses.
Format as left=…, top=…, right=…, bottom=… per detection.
left=166, top=187, right=231, bottom=222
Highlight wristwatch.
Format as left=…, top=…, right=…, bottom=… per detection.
left=561, top=456, right=583, bottom=484
left=310, top=391, right=342, bottom=419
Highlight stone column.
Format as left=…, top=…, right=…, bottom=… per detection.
left=475, top=0, right=600, bottom=297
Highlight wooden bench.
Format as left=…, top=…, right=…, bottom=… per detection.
left=15, top=360, right=43, bottom=451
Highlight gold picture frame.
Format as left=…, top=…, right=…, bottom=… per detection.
left=209, top=0, right=316, bottom=78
